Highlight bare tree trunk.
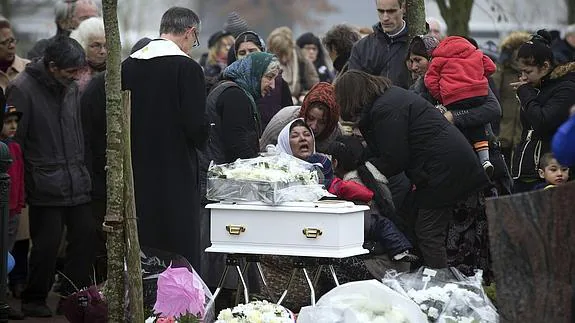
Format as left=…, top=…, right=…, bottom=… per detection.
left=0, top=0, right=10, bottom=20
left=435, top=0, right=474, bottom=36
left=568, top=0, right=575, bottom=23
left=122, top=91, right=144, bottom=323
left=406, top=0, right=427, bottom=41
left=102, top=0, right=126, bottom=321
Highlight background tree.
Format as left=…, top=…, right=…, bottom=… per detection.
left=406, top=0, right=427, bottom=40
left=102, top=0, right=143, bottom=321
left=569, top=0, right=575, bottom=23
left=434, top=0, right=474, bottom=36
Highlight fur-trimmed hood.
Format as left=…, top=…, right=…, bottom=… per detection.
left=500, top=31, right=531, bottom=51
left=550, top=61, right=575, bottom=80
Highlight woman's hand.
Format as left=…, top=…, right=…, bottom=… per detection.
left=510, top=81, right=529, bottom=91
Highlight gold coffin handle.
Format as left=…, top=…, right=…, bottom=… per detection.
left=302, top=228, right=323, bottom=239
left=226, top=225, right=246, bottom=235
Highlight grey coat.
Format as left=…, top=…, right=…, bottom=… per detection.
left=7, top=61, right=91, bottom=206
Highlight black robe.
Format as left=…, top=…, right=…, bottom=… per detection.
left=122, top=41, right=208, bottom=268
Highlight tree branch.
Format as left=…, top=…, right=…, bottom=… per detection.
left=435, top=0, right=450, bottom=17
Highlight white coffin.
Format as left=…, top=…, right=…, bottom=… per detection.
left=205, top=200, right=369, bottom=258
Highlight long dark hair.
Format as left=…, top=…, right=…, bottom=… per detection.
left=334, top=70, right=392, bottom=123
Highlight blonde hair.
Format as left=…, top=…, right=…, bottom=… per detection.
left=207, top=34, right=234, bottom=65
left=69, top=17, right=105, bottom=51
left=267, top=26, right=295, bottom=58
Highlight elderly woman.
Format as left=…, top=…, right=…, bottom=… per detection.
left=267, top=26, right=319, bottom=104
left=259, top=82, right=341, bottom=153
left=70, top=17, right=106, bottom=92
left=227, top=31, right=293, bottom=129
left=335, top=70, right=490, bottom=276
left=510, top=30, right=575, bottom=192
left=198, top=52, right=281, bottom=302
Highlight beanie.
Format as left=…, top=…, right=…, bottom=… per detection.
left=223, top=12, right=249, bottom=38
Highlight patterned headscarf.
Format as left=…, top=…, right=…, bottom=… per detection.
left=223, top=52, right=276, bottom=128
left=299, top=82, right=340, bottom=141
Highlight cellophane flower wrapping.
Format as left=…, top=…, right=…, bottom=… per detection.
left=297, top=280, right=427, bottom=323
left=215, top=300, right=295, bottom=323
left=382, top=267, right=499, bottom=323
left=153, top=265, right=214, bottom=322
left=206, top=153, right=327, bottom=204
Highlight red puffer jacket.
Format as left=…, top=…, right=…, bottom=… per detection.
left=328, top=177, right=374, bottom=203
left=425, top=36, right=496, bottom=106
left=5, top=140, right=25, bottom=216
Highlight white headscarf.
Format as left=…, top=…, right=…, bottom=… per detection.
left=276, top=118, right=316, bottom=157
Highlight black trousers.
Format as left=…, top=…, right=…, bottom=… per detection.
left=22, top=203, right=97, bottom=304
left=415, top=207, right=454, bottom=269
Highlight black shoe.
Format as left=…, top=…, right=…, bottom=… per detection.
left=21, top=303, right=53, bottom=318
left=392, top=250, right=420, bottom=263
left=8, top=306, right=25, bottom=320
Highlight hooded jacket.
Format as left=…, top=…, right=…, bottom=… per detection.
left=348, top=22, right=411, bottom=89
left=512, top=62, right=575, bottom=180
left=7, top=60, right=91, bottom=206
left=425, top=36, right=496, bottom=106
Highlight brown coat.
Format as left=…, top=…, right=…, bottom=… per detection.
left=0, top=55, right=30, bottom=91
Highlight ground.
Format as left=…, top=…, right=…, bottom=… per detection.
left=7, top=292, right=67, bottom=323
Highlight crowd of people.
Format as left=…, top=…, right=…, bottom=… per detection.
left=1, top=0, right=574, bottom=319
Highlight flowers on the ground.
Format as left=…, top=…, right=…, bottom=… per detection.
left=216, top=300, right=294, bottom=323
left=149, top=265, right=206, bottom=322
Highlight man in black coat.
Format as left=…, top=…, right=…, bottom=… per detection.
left=551, top=24, right=575, bottom=64
left=121, top=7, right=208, bottom=269
left=348, top=0, right=411, bottom=89
left=7, top=36, right=96, bottom=317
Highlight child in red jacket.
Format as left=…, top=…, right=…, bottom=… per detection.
left=1, top=105, right=25, bottom=253
left=425, top=36, right=497, bottom=176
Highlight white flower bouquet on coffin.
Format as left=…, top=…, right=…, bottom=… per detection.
left=206, top=153, right=327, bottom=204
left=382, top=267, right=499, bottom=323
left=215, top=300, right=295, bottom=323
left=297, top=280, right=428, bottom=323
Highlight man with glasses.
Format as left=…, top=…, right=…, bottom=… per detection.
left=122, top=7, right=208, bottom=269
left=28, top=0, right=99, bottom=60
left=348, top=0, right=411, bottom=89
left=0, top=19, right=30, bottom=91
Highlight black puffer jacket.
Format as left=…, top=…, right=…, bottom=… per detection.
left=348, top=23, right=410, bottom=89
left=512, top=62, right=575, bottom=180
left=7, top=60, right=91, bottom=206
left=359, top=86, right=488, bottom=209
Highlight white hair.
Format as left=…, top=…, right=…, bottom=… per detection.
left=70, top=17, right=105, bottom=51
left=426, top=17, right=445, bottom=33
left=55, top=0, right=100, bottom=24
left=566, top=24, right=575, bottom=37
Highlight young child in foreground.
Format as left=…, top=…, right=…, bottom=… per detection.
left=326, top=136, right=418, bottom=262
left=534, top=152, right=570, bottom=190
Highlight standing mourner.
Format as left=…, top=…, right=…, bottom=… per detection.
left=69, top=17, right=107, bottom=93
left=335, top=70, right=489, bottom=273
left=7, top=36, right=96, bottom=318
left=296, top=32, right=334, bottom=83
left=28, top=0, right=99, bottom=60
left=321, top=24, right=361, bottom=76
left=122, top=7, right=209, bottom=268
left=551, top=24, right=575, bottom=64
left=510, top=30, right=575, bottom=192
left=201, top=30, right=234, bottom=93
left=0, top=19, right=30, bottom=91
left=348, top=0, right=411, bottom=89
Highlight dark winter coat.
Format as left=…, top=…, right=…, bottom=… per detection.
left=359, top=86, right=488, bottom=209
left=122, top=40, right=209, bottom=267
left=7, top=60, right=92, bottom=206
left=512, top=62, right=575, bottom=181
left=551, top=39, right=575, bottom=65
left=81, top=72, right=106, bottom=201
left=348, top=23, right=411, bottom=89
left=198, top=81, right=261, bottom=203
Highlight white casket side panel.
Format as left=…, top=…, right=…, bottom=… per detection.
left=205, top=202, right=369, bottom=258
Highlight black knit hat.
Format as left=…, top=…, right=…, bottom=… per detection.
left=296, top=32, right=321, bottom=49
left=208, top=30, right=232, bottom=48
left=408, top=35, right=440, bottom=60
left=234, top=30, right=265, bottom=53
left=223, top=12, right=249, bottom=38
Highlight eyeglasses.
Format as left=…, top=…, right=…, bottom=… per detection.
left=192, top=29, right=200, bottom=48
left=0, top=38, right=17, bottom=46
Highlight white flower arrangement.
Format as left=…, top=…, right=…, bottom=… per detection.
left=215, top=300, right=294, bottom=323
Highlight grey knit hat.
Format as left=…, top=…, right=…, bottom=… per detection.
left=223, top=12, right=249, bottom=38
left=408, top=35, right=440, bottom=59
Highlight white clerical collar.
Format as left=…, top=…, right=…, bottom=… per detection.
left=385, top=20, right=406, bottom=38
left=129, top=38, right=190, bottom=60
